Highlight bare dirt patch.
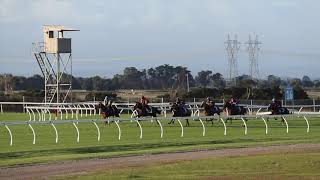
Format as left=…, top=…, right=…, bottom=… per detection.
left=1, top=143, right=320, bottom=180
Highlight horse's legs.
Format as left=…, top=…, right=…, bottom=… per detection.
left=281, top=117, right=285, bottom=125
left=186, top=119, right=190, bottom=127
left=168, top=119, right=175, bottom=124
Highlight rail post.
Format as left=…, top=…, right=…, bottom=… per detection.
left=114, top=120, right=121, bottom=140
left=35, top=108, right=41, bottom=121
left=219, top=118, right=227, bottom=135
left=27, top=109, right=32, bottom=121
left=282, top=116, right=289, bottom=133
left=5, top=124, right=13, bottom=146
left=199, top=118, right=206, bottom=136
left=303, top=116, right=310, bottom=133
left=30, top=108, right=36, bottom=121
left=92, top=120, right=101, bottom=141
left=51, top=122, right=59, bottom=143
left=261, top=117, right=268, bottom=134
left=177, top=119, right=184, bottom=137
left=240, top=117, right=248, bottom=135
left=156, top=119, right=164, bottom=138
left=72, top=122, right=80, bottom=142
left=28, top=122, right=36, bottom=145
left=135, top=120, right=143, bottom=139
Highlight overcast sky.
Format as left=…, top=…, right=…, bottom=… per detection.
left=0, top=0, right=319, bottom=79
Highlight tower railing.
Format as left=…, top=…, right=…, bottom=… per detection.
left=32, top=42, right=45, bottom=53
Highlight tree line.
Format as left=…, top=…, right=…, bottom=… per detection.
left=0, top=64, right=318, bottom=100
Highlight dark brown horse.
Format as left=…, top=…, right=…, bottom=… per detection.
left=200, top=101, right=221, bottom=125
left=267, top=102, right=290, bottom=124
left=223, top=101, right=247, bottom=124
left=223, top=101, right=247, bottom=116
left=95, top=102, right=120, bottom=123
left=168, top=102, right=191, bottom=127
left=133, top=102, right=161, bottom=118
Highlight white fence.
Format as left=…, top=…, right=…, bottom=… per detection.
left=1, top=100, right=320, bottom=146
left=0, top=113, right=319, bottom=146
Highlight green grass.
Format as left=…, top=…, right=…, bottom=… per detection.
left=54, top=152, right=320, bottom=179
left=0, top=112, right=320, bottom=167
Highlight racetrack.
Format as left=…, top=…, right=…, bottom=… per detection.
left=1, top=143, right=320, bottom=179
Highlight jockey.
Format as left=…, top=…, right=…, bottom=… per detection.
left=228, top=97, right=239, bottom=112
left=175, top=97, right=187, bottom=115
left=229, top=97, right=238, bottom=106
left=176, top=97, right=182, bottom=105
left=180, top=100, right=188, bottom=114
left=140, top=96, right=151, bottom=113
left=269, top=98, right=281, bottom=114
left=140, top=95, right=149, bottom=105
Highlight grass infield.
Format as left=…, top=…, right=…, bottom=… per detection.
left=0, top=112, right=319, bottom=167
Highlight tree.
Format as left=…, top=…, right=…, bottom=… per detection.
left=293, top=86, right=309, bottom=99
left=302, top=75, right=314, bottom=87
left=121, top=67, right=144, bottom=89
left=289, top=78, right=302, bottom=88
left=267, top=75, right=281, bottom=87
left=195, top=70, right=212, bottom=88
left=313, top=80, right=320, bottom=88
left=210, top=73, right=225, bottom=89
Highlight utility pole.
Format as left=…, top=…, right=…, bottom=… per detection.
left=246, top=34, right=262, bottom=80
left=186, top=74, right=190, bottom=92
left=4, top=74, right=7, bottom=95
left=225, top=34, right=241, bottom=86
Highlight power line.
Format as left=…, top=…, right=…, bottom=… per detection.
left=246, top=34, right=262, bottom=79
left=225, top=34, right=240, bottom=86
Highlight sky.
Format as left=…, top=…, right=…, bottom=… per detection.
left=0, top=0, right=319, bottom=79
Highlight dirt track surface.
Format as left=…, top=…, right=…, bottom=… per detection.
left=1, top=143, right=320, bottom=180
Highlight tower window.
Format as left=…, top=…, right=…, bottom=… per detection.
left=48, top=31, right=54, bottom=38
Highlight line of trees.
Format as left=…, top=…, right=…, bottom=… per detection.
left=0, top=64, right=319, bottom=100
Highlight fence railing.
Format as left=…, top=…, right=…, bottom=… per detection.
left=0, top=113, right=318, bottom=146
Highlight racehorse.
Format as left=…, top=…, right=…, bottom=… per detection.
left=200, top=101, right=221, bottom=125
left=223, top=101, right=247, bottom=124
left=168, top=102, right=191, bottom=127
left=223, top=101, right=247, bottom=116
left=95, top=102, right=120, bottom=124
left=133, top=102, right=161, bottom=118
left=267, top=102, right=290, bottom=124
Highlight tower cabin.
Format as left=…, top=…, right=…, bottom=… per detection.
left=43, top=25, right=79, bottom=53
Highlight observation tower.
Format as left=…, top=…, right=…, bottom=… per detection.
left=32, top=25, right=79, bottom=104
